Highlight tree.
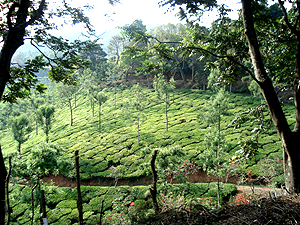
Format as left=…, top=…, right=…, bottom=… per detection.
left=0, top=0, right=119, bottom=221
left=36, top=104, right=55, bottom=143
left=130, top=83, right=146, bottom=144
left=207, top=69, right=222, bottom=93
left=153, top=74, right=175, bottom=132
left=150, top=23, right=189, bottom=83
left=161, top=0, right=300, bottom=194
left=94, top=91, right=108, bottom=132
left=107, top=35, right=126, bottom=65
left=80, top=40, right=107, bottom=71
left=119, top=19, right=148, bottom=81
left=80, top=69, right=99, bottom=117
left=199, top=88, right=230, bottom=206
left=57, top=84, right=79, bottom=126
left=198, top=128, right=230, bottom=207
left=29, top=95, right=45, bottom=135
left=10, top=114, right=32, bottom=153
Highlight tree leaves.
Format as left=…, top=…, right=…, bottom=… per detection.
left=0, top=0, right=104, bottom=103
left=4, top=55, right=47, bottom=103
left=10, top=114, right=32, bottom=152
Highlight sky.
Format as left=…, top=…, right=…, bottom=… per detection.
left=49, top=0, right=242, bottom=45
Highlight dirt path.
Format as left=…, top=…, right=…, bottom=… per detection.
left=236, top=185, right=287, bottom=198
left=42, top=174, right=287, bottom=199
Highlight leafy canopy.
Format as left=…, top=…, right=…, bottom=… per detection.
left=0, top=0, right=118, bottom=103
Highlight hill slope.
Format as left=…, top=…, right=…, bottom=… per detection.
left=0, top=88, right=293, bottom=180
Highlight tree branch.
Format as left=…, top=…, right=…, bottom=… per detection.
left=278, top=0, right=298, bottom=35
left=185, top=46, right=257, bottom=82
left=24, top=0, right=46, bottom=27
left=7, top=2, right=20, bottom=29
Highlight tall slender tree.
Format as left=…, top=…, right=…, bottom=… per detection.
left=130, top=83, right=146, bottom=144
left=94, top=91, right=108, bottom=132
left=57, top=84, right=79, bottom=126
left=199, top=87, right=229, bottom=206
left=29, top=96, right=45, bottom=135
left=36, top=105, right=55, bottom=143
left=153, top=74, right=176, bottom=132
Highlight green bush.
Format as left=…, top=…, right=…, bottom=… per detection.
left=130, top=186, right=149, bottom=199
left=56, top=200, right=77, bottom=209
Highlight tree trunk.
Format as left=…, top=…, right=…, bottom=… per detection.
left=175, top=56, right=187, bottom=83
left=5, top=156, right=11, bottom=225
left=69, top=99, right=73, bottom=126
left=150, top=150, right=160, bottom=214
left=75, top=150, right=83, bottom=224
left=31, top=182, right=38, bottom=225
left=17, top=142, right=21, bottom=154
left=165, top=100, right=168, bottom=132
left=36, top=120, right=38, bottom=136
left=0, top=146, right=6, bottom=225
left=191, top=56, right=195, bottom=83
left=241, top=0, right=300, bottom=193
left=40, top=190, right=47, bottom=225
left=137, top=112, right=140, bottom=145
left=92, top=98, right=94, bottom=117
left=98, top=103, right=101, bottom=132
left=114, top=84, right=116, bottom=109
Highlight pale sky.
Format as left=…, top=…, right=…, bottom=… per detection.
left=49, top=0, right=241, bottom=42
left=18, top=0, right=244, bottom=53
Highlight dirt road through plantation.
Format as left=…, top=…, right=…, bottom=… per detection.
left=236, top=185, right=286, bottom=198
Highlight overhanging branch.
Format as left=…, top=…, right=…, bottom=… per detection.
left=184, top=45, right=257, bottom=82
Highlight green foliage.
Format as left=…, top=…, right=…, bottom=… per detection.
left=10, top=113, right=32, bottom=153
left=36, top=104, right=55, bottom=143
left=153, top=74, right=175, bottom=105
left=153, top=74, right=176, bottom=131
left=95, top=92, right=108, bottom=106
left=200, top=88, right=229, bottom=126
left=5, top=180, right=235, bottom=224
left=198, top=129, right=230, bottom=173
left=4, top=56, right=48, bottom=103
left=121, top=19, right=148, bottom=44
left=26, top=143, right=72, bottom=179
left=129, top=83, right=147, bottom=144
left=207, top=69, right=222, bottom=92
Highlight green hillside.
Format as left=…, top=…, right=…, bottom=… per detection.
left=1, top=87, right=292, bottom=181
